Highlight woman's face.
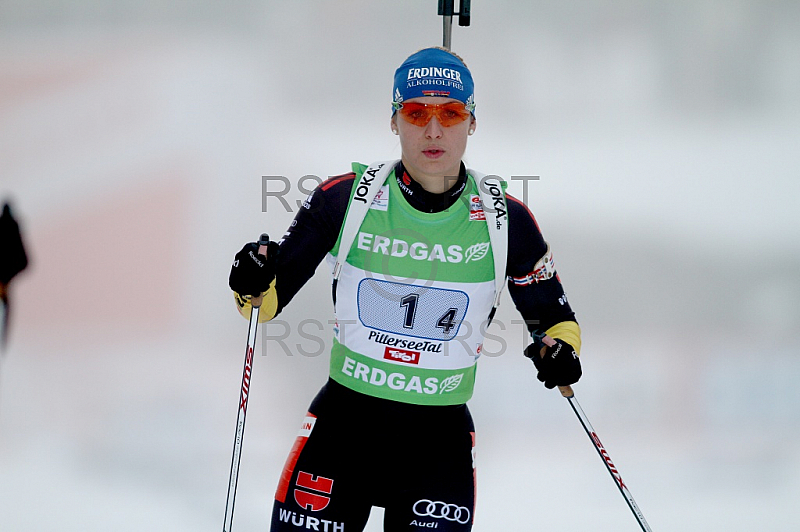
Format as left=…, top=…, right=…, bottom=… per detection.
left=392, top=97, right=476, bottom=191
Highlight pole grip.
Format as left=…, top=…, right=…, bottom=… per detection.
left=250, top=233, right=271, bottom=308
left=439, top=0, right=455, bottom=49
left=558, top=385, right=574, bottom=398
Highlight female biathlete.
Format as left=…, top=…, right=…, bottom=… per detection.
left=229, top=47, right=582, bottom=532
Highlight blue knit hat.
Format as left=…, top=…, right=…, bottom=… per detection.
left=392, top=48, right=475, bottom=115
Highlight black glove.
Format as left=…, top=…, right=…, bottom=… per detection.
left=524, top=336, right=581, bottom=389
left=228, top=240, right=279, bottom=297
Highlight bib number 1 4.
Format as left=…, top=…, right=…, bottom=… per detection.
left=357, top=279, right=469, bottom=341
left=400, top=293, right=458, bottom=335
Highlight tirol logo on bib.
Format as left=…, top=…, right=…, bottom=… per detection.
left=383, top=346, right=420, bottom=365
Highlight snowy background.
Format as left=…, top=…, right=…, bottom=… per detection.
left=1, top=1, right=799, bottom=530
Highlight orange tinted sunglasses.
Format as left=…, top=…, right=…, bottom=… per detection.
left=396, top=102, right=472, bottom=127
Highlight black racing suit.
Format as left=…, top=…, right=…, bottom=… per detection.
left=268, top=162, right=577, bottom=532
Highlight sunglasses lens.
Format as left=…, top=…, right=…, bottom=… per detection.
left=399, top=103, right=433, bottom=126
left=437, top=103, right=471, bottom=126
left=398, top=103, right=470, bottom=127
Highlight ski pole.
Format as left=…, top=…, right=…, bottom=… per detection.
left=437, top=0, right=471, bottom=51
left=439, top=0, right=453, bottom=50
left=557, top=384, right=653, bottom=531
left=222, top=233, right=271, bottom=532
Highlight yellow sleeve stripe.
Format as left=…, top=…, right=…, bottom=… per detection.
left=233, top=278, right=279, bottom=323
left=545, top=320, right=582, bottom=356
